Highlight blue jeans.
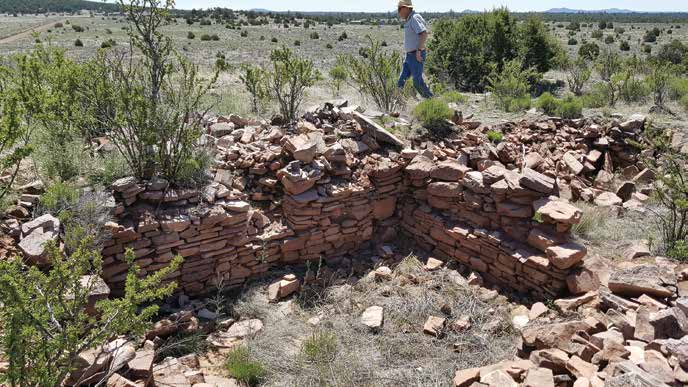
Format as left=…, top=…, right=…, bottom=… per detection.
left=398, top=50, right=433, bottom=99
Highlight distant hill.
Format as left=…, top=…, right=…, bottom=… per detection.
left=0, top=0, right=119, bottom=14
left=545, top=8, right=638, bottom=14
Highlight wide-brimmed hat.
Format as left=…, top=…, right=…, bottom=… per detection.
left=398, top=0, right=413, bottom=9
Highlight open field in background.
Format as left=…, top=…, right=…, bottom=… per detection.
left=2, top=13, right=688, bottom=127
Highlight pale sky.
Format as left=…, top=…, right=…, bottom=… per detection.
left=162, top=1, right=687, bottom=13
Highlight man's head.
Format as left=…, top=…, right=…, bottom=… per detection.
left=397, top=0, right=413, bottom=19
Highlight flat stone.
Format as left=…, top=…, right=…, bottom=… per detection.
left=533, top=197, right=582, bottom=225
left=519, top=168, right=555, bottom=194
left=546, top=242, right=587, bottom=270
left=594, top=192, right=622, bottom=207
left=608, top=264, right=676, bottom=298
left=453, top=367, right=480, bottom=387
left=523, top=367, right=554, bottom=387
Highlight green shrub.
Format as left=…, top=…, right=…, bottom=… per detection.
left=240, top=30, right=248, bottom=37
left=40, top=181, right=79, bottom=215
left=579, top=42, right=600, bottom=60
left=326, top=43, right=333, bottom=49
left=487, top=130, right=504, bottom=143
left=294, top=40, right=301, bottom=46
left=439, top=90, right=467, bottom=104
left=604, top=35, right=615, bottom=44
left=556, top=95, right=583, bottom=119
left=100, top=39, right=116, bottom=49
left=536, top=92, right=558, bottom=115
left=72, top=24, right=84, bottom=32
left=87, top=152, right=132, bottom=187
left=309, top=31, right=319, bottom=39
left=200, top=34, right=211, bottom=41
left=427, top=10, right=561, bottom=92
left=670, top=78, right=688, bottom=100
left=239, top=64, right=269, bottom=114
left=568, top=38, right=578, bottom=45
left=657, top=40, right=688, bottom=65
left=271, top=37, right=278, bottom=43
left=328, top=64, right=348, bottom=96
left=487, top=60, right=535, bottom=112
left=650, top=151, right=688, bottom=260
left=339, top=37, right=404, bottom=113
left=565, top=57, right=592, bottom=95
left=0, top=235, right=182, bottom=386
left=619, top=41, right=630, bottom=51
left=582, top=83, right=612, bottom=108
left=413, top=99, right=452, bottom=128
left=187, top=31, right=195, bottom=39
left=211, top=34, right=220, bottom=41
left=591, top=30, right=603, bottom=39
left=74, top=38, right=83, bottom=46
left=225, top=347, right=266, bottom=387
left=268, top=46, right=318, bottom=120
left=681, top=95, right=688, bottom=111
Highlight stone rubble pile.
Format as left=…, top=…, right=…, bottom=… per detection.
left=454, top=256, right=688, bottom=387
left=416, top=112, right=654, bottom=212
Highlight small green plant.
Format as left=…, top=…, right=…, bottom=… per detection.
left=438, top=90, right=467, bottom=104
left=294, top=39, right=301, bottom=46
left=413, top=99, right=452, bottom=129
left=532, top=211, right=544, bottom=223
left=487, top=60, right=536, bottom=112
left=301, top=331, right=338, bottom=363
left=487, top=130, right=504, bottom=143
left=328, top=65, right=348, bottom=96
left=309, top=31, right=319, bottom=39
left=40, top=181, right=79, bottom=215
left=225, top=346, right=266, bottom=386
left=535, top=92, right=558, bottom=115
left=619, top=41, right=630, bottom=51
left=568, top=38, right=578, bottom=45
left=556, top=95, right=583, bottom=119
left=240, top=30, right=248, bottom=37
left=271, top=37, right=278, bottom=43
left=74, top=38, right=84, bottom=47
left=200, top=33, right=211, bottom=41
left=187, top=31, right=195, bottom=39
left=239, top=64, right=269, bottom=114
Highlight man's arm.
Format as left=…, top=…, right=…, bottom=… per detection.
left=416, top=31, right=428, bottom=62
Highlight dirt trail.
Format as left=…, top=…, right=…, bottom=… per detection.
left=0, top=19, right=64, bottom=44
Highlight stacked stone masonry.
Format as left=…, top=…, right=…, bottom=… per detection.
left=98, top=102, right=622, bottom=298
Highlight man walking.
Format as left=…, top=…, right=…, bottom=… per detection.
left=397, top=0, right=433, bottom=99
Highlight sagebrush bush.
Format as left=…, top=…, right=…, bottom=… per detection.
left=582, top=83, right=612, bottom=108
left=226, top=347, right=266, bottom=386
left=536, top=92, right=558, bottom=115
left=40, top=181, right=79, bottom=215
left=556, top=95, right=583, bottom=119
left=187, top=31, right=195, bottom=39
left=87, top=151, right=132, bottom=187
left=487, top=60, right=535, bottom=112
left=565, top=58, right=592, bottom=96
left=413, top=99, right=452, bottom=128
left=579, top=42, right=600, bottom=60
left=74, top=38, right=83, bottom=47
left=669, top=77, right=688, bottom=100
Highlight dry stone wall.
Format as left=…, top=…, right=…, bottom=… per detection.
left=99, top=102, right=587, bottom=297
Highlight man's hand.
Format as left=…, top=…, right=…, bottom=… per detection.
left=416, top=50, right=423, bottom=63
